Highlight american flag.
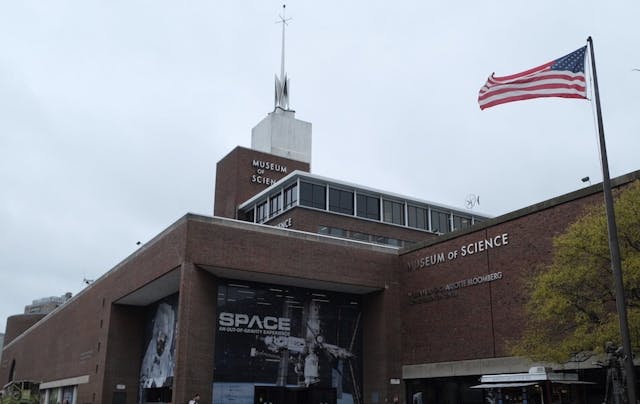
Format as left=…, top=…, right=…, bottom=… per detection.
left=478, top=46, right=587, bottom=110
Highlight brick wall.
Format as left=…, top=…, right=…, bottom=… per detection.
left=0, top=215, right=401, bottom=404
left=214, top=147, right=310, bottom=218
left=2, top=170, right=637, bottom=404
left=399, top=190, right=607, bottom=365
left=266, top=208, right=438, bottom=245
left=4, top=314, right=45, bottom=346
left=0, top=220, right=188, bottom=404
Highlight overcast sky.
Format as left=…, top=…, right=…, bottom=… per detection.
left=1, top=1, right=639, bottom=333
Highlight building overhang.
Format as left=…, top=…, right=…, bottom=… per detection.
left=114, top=268, right=181, bottom=306
left=197, top=264, right=381, bottom=295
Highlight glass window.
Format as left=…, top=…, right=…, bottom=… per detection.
left=48, top=389, right=60, bottom=404
left=383, top=200, right=405, bottom=225
left=270, top=193, right=282, bottom=216
left=62, top=386, right=74, bottom=404
left=300, top=182, right=326, bottom=210
left=350, top=231, right=369, bottom=242
left=329, top=188, right=354, bottom=215
left=408, top=205, right=428, bottom=230
left=328, top=227, right=346, bottom=237
left=453, top=215, right=471, bottom=231
left=356, top=194, right=380, bottom=220
left=431, top=210, right=450, bottom=233
left=244, top=209, right=255, bottom=223
left=387, top=238, right=404, bottom=247
left=284, top=184, right=298, bottom=209
left=374, top=235, right=389, bottom=245
left=256, top=201, right=268, bottom=223
left=318, top=226, right=347, bottom=237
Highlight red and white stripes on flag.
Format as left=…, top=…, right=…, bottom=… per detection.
left=478, top=46, right=588, bottom=110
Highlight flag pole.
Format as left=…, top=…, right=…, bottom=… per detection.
left=587, top=36, right=637, bottom=404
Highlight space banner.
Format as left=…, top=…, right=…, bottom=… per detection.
left=214, top=280, right=362, bottom=403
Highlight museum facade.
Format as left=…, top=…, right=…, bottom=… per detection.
left=1, top=101, right=638, bottom=404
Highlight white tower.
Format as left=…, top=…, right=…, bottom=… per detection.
left=251, top=4, right=312, bottom=165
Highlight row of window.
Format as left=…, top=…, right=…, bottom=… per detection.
left=300, top=182, right=478, bottom=233
left=253, top=184, right=298, bottom=223
left=318, top=226, right=413, bottom=248
left=245, top=180, right=482, bottom=234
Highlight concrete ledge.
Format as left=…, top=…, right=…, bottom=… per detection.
left=403, top=357, right=537, bottom=379
left=401, top=354, right=621, bottom=380
left=187, top=213, right=400, bottom=254
left=40, top=375, right=89, bottom=389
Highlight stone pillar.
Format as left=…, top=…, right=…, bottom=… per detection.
left=362, top=284, right=404, bottom=404
left=172, top=263, right=218, bottom=404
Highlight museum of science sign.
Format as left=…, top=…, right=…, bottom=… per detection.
left=407, top=232, right=510, bottom=272
left=250, top=159, right=288, bottom=186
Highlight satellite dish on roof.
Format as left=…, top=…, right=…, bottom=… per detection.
left=465, top=194, right=479, bottom=210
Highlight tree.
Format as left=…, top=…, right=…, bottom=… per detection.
left=511, top=180, right=640, bottom=363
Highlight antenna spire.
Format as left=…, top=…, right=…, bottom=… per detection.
left=274, top=4, right=292, bottom=111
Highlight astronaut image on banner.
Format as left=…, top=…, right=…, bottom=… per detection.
left=140, top=302, right=176, bottom=388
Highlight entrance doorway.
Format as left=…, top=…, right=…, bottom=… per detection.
left=254, top=386, right=337, bottom=404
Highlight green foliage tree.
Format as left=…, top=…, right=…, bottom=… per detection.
left=511, top=180, right=640, bottom=363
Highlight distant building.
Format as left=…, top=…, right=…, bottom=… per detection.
left=23, top=292, right=72, bottom=315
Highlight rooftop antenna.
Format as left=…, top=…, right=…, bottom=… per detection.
left=465, top=194, right=480, bottom=210
left=274, top=4, right=292, bottom=111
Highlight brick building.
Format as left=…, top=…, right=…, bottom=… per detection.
left=1, top=74, right=638, bottom=404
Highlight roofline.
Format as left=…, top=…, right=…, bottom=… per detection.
left=1, top=214, right=191, bottom=351
left=238, top=170, right=491, bottom=218
left=2, top=213, right=397, bottom=352
left=186, top=214, right=400, bottom=253
left=400, top=169, right=640, bottom=254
